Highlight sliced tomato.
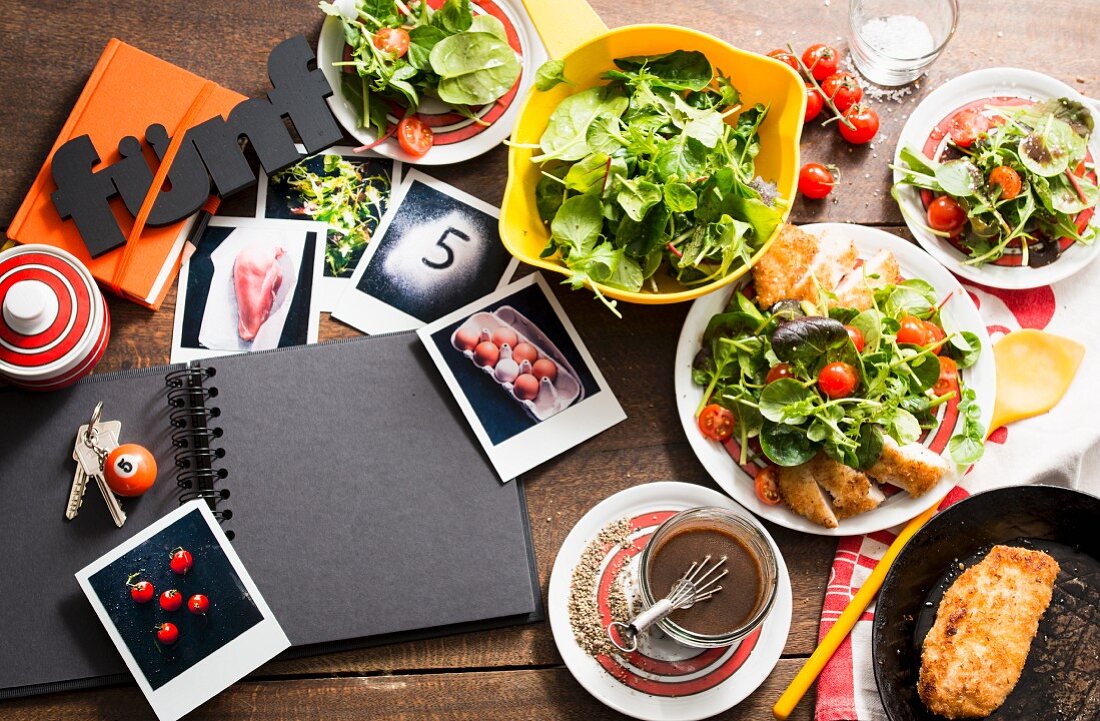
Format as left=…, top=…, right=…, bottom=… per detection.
left=948, top=108, right=990, bottom=148
left=397, top=116, right=434, bottom=157
left=698, top=404, right=735, bottom=442
left=933, top=356, right=959, bottom=397
left=754, top=467, right=782, bottom=505
left=989, top=165, right=1022, bottom=200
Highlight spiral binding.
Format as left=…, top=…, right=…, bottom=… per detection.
left=165, top=364, right=232, bottom=531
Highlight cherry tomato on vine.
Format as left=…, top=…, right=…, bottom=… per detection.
left=933, top=356, right=959, bottom=397
left=838, top=104, right=879, bottom=144
left=804, top=84, right=824, bottom=122
left=802, top=43, right=839, bottom=81
left=698, top=404, right=735, bottom=442
left=766, top=363, right=794, bottom=384
left=818, top=362, right=859, bottom=399
left=156, top=623, right=179, bottom=645
left=798, top=162, right=835, bottom=199
left=397, top=116, right=434, bottom=157
left=373, top=27, right=410, bottom=57
left=989, top=165, right=1022, bottom=200
left=897, top=315, right=932, bottom=346
left=170, top=548, right=193, bottom=575
left=754, top=468, right=782, bottom=506
left=923, top=320, right=945, bottom=353
left=927, top=195, right=968, bottom=235
left=821, top=72, right=863, bottom=113
left=844, top=325, right=865, bottom=352
left=767, top=49, right=801, bottom=73
left=948, top=108, right=990, bottom=148
left=160, top=589, right=183, bottom=612
left=129, top=580, right=154, bottom=604
left=188, top=594, right=211, bottom=615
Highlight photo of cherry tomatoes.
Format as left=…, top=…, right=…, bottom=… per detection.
left=948, top=107, right=991, bottom=148
left=397, top=116, right=433, bottom=157
left=698, top=403, right=735, bottom=442
left=373, top=27, right=410, bottom=58
left=160, top=589, right=183, bottom=612
left=838, top=105, right=879, bottom=144
left=844, top=325, right=865, bottom=352
left=896, top=315, right=932, bottom=346
left=821, top=72, right=863, bottom=113
left=169, top=548, right=193, bottom=575
left=802, top=43, right=839, bottom=81
left=989, top=165, right=1022, bottom=200
left=128, top=577, right=154, bottom=604
left=767, top=49, right=801, bottom=73
left=156, top=622, right=179, bottom=645
left=798, top=162, right=835, bottom=199
left=766, top=363, right=794, bottom=384
left=804, top=84, right=824, bottom=122
left=188, top=594, right=211, bottom=615
left=927, top=195, right=968, bottom=235
left=754, top=467, right=782, bottom=505
left=817, top=362, right=859, bottom=398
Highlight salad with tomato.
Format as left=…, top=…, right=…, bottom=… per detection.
left=892, top=97, right=1098, bottom=267
left=320, top=0, right=522, bottom=157
left=691, top=281, right=985, bottom=505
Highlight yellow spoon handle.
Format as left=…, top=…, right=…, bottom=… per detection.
left=772, top=501, right=938, bottom=720
left=520, top=0, right=607, bottom=58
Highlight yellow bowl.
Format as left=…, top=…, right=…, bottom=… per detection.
left=501, top=0, right=806, bottom=305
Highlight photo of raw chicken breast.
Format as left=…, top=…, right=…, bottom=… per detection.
left=233, top=243, right=286, bottom=341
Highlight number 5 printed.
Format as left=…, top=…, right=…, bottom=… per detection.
left=422, top=228, right=471, bottom=270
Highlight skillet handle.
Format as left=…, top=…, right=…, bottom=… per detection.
left=520, top=0, right=608, bottom=59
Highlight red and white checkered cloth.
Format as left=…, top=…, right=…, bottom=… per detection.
left=814, top=267, right=1100, bottom=721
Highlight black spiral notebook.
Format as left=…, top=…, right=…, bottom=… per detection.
left=0, top=333, right=542, bottom=699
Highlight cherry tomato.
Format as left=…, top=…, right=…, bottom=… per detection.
left=838, top=104, right=879, bottom=144
left=104, top=443, right=157, bottom=497
left=170, top=548, right=193, bottom=575
left=923, top=320, right=945, bottom=354
left=927, top=195, right=968, bottom=235
left=802, top=43, right=839, bottom=81
left=397, top=116, right=434, bottom=157
left=129, top=580, right=154, bottom=604
left=948, top=108, right=990, bottom=148
left=156, top=622, right=179, bottom=645
left=989, top=165, right=1022, bottom=200
left=821, top=72, right=863, bottom=113
left=698, top=404, right=735, bottom=442
left=766, top=363, right=794, bottom=384
left=188, top=594, right=210, bottom=615
left=818, top=362, right=859, bottom=399
left=804, top=84, right=824, bottom=122
left=767, top=49, right=801, bottom=73
left=896, top=315, right=932, bottom=346
left=754, top=467, right=782, bottom=506
left=933, top=356, right=959, bottom=397
left=844, top=324, right=865, bottom=352
left=160, top=589, right=183, bottom=612
left=373, top=27, right=410, bottom=57
left=798, top=162, right=835, bottom=199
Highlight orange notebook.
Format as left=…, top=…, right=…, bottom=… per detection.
left=7, top=39, right=245, bottom=310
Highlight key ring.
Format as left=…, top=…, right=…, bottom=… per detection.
left=83, top=402, right=108, bottom=465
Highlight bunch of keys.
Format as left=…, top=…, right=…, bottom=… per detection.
left=65, top=402, right=157, bottom=528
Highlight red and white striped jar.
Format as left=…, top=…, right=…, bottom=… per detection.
left=0, top=244, right=110, bottom=391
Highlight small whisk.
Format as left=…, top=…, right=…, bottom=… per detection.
left=608, top=554, right=728, bottom=653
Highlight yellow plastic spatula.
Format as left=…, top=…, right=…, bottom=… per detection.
left=772, top=329, right=1085, bottom=720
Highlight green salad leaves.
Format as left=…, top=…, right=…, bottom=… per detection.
left=692, top=283, right=985, bottom=471
left=528, top=51, right=785, bottom=314
left=321, top=0, right=520, bottom=137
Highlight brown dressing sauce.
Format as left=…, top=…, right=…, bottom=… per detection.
left=648, top=526, right=763, bottom=637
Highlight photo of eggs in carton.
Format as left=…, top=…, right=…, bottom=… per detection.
left=450, top=306, right=584, bottom=422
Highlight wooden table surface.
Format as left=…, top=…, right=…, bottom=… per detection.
left=1, top=1, right=1096, bottom=719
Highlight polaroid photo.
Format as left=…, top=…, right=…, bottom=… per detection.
left=255, top=144, right=403, bottom=310
left=171, top=217, right=324, bottom=363
left=332, top=169, right=519, bottom=334
left=75, top=501, right=290, bottom=721
left=417, top=273, right=626, bottom=481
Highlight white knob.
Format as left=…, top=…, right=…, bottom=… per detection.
left=3, top=280, right=58, bottom=336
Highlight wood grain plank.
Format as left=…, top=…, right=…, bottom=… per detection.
left=0, top=660, right=815, bottom=720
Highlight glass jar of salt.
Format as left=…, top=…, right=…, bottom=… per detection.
left=848, top=0, right=958, bottom=86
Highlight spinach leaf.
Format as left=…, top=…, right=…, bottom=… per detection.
left=537, top=87, right=627, bottom=162
left=535, top=59, right=571, bottom=91
left=935, top=159, right=982, bottom=197
left=879, top=406, right=922, bottom=445
left=1019, top=117, right=1082, bottom=177
left=469, top=14, right=506, bottom=39
left=432, top=0, right=473, bottom=33
left=617, top=177, right=662, bottom=221
left=654, top=135, right=709, bottom=182
left=884, top=279, right=937, bottom=315
left=611, top=50, right=713, bottom=92
left=551, top=193, right=603, bottom=254
left=564, top=153, right=611, bottom=194
left=760, top=379, right=816, bottom=425
left=854, top=423, right=885, bottom=470
left=407, top=25, right=447, bottom=70
left=431, top=31, right=521, bottom=106
left=771, top=317, right=849, bottom=363
left=535, top=166, right=568, bottom=224
left=759, top=421, right=818, bottom=467
left=585, top=112, right=625, bottom=154
left=627, top=202, right=672, bottom=258
left=949, top=330, right=982, bottom=369
left=664, top=182, right=698, bottom=213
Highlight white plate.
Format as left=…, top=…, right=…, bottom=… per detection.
left=674, top=223, right=997, bottom=536
left=316, top=0, right=547, bottom=166
left=547, top=482, right=792, bottom=721
left=893, top=67, right=1100, bottom=289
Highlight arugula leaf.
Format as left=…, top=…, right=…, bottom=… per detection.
left=611, top=50, right=713, bottom=92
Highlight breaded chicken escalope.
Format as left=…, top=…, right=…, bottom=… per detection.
left=918, top=545, right=1059, bottom=719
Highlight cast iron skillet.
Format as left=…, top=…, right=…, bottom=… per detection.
left=872, top=483, right=1100, bottom=721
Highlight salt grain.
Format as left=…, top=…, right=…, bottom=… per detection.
left=859, top=15, right=935, bottom=60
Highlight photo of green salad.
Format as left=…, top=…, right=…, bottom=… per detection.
left=527, top=51, right=785, bottom=313
left=892, top=97, right=1098, bottom=267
